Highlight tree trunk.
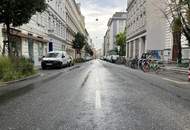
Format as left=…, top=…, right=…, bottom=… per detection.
left=172, top=31, right=182, bottom=63
left=79, top=50, right=81, bottom=59
left=2, top=40, right=6, bottom=56
left=6, top=22, right=12, bottom=57
left=75, top=49, right=76, bottom=60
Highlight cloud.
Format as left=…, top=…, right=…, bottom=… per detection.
left=77, top=0, right=127, bottom=49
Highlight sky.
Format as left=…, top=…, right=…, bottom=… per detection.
left=77, top=0, right=128, bottom=49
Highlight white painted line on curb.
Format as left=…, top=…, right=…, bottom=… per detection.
left=96, top=90, right=101, bottom=109
left=162, top=78, right=190, bottom=85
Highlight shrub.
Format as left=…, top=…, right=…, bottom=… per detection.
left=74, top=58, right=85, bottom=63
left=13, top=57, right=35, bottom=76
left=0, top=56, right=36, bottom=82
left=0, top=56, right=13, bottom=80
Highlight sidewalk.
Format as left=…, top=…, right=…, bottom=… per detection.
left=161, top=64, right=189, bottom=75
left=158, top=64, right=189, bottom=82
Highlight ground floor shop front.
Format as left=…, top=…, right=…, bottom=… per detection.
left=0, top=27, right=48, bottom=66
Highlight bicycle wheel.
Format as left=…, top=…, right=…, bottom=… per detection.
left=155, top=66, right=160, bottom=74
left=143, top=64, right=149, bottom=72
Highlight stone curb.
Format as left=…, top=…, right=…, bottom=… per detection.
left=0, top=73, right=40, bottom=88
left=0, top=65, right=81, bottom=94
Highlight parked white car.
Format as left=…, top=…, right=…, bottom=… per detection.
left=41, top=51, right=70, bottom=69
left=110, top=55, right=119, bottom=63
left=106, top=55, right=119, bottom=63
left=84, top=56, right=93, bottom=61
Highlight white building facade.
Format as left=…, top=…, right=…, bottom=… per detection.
left=0, top=12, right=49, bottom=66
left=0, top=0, right=87, bottom=66
left=104, top=12, right=127, bottom=55
left=46, top=0, right=67, bottom=53
left=126, top=0, right=166, bottom=59
left=163, top=7, right=190, bottom=62
left=127, top=0, right=190, bottom=61
left=65, top=0, right=86, bottom=58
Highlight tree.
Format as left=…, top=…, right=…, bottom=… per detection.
left=85, top=44, right=93, bottom=56
left=172, top=17, right=182, bottom=63
left=116, top=32, right=126, bottom=56
left=0, top=0, right=47, bottom=56
left=72, top=32, right=86, bottom=58
left=159, top=0, right=187, bottom=63
left=164, top=0, right=190, bottom=46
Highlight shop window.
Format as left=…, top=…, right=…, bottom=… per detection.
left=10, top=35, right=22, bottom=57
left=38, top=43, right=44, bottom=57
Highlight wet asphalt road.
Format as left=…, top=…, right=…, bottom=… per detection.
left=0, top=60, right=190, bottom=130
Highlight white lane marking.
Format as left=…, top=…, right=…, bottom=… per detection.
left=96, top=90, right=101, bottom=109
left=40, top=73, right=45, bottom=77
left=162, top=78, right=190, bottom=85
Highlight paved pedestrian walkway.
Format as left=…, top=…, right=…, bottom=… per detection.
left=162, top=64, right=189, bottom=74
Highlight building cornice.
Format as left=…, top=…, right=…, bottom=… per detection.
left=66, top=0, right=85, bottom=34
left=127, top=30, right=146, bottom=41
left=127, top=0, right=135, bottom=11
left=47, top=4, right=66, bottom=25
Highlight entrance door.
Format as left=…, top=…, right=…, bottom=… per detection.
left=49, top=42, right=53, bottom=52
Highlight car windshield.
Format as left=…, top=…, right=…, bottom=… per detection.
left=46, top=53, right=60, bottom=58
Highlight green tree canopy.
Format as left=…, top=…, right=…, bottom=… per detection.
left=85, top=44, right=93, bottom=56
left=0, top=0, right=47, bottom=26
left=0, top=0, right=47, bottom=55
left=72, top=32, right=86, bottom=53
left=116, top=32, right=126, bottom=47
left=116, top=32, right=126, bottom=56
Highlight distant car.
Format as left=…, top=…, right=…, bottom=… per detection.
left=106, top=55, right=111, bottom=62
left=84, top=56, right=93, bottom=61
left=41, top=51, right=70, bottom=69
left=105, top=55, right=119, bottom=63
left=110, top=55, right=119, bottom=63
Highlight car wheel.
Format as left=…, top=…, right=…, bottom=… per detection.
left=58, top=63, right=63, bottom=69
left=42, top=66, right=46, bottom=70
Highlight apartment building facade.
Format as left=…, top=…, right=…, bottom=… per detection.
left=0, top=0, right=87, bottom=66
left=126, top=0, right=166, bottom=59
left=104, top=12, right=127, bottom=55
left=163, top=7, right=190, bottom=61
left=65, top=0, right=86, bottom=58
left=0, top=11, right=49, bottom=66
left=126, top=0, right=190, bottom=61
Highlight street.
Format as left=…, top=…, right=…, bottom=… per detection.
left=0, top=60, right=190, bottom=130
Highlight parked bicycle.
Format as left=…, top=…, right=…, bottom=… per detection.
left=130, top=57, right=139, bottom=69
left=142, top=59, right=160, bottom=73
